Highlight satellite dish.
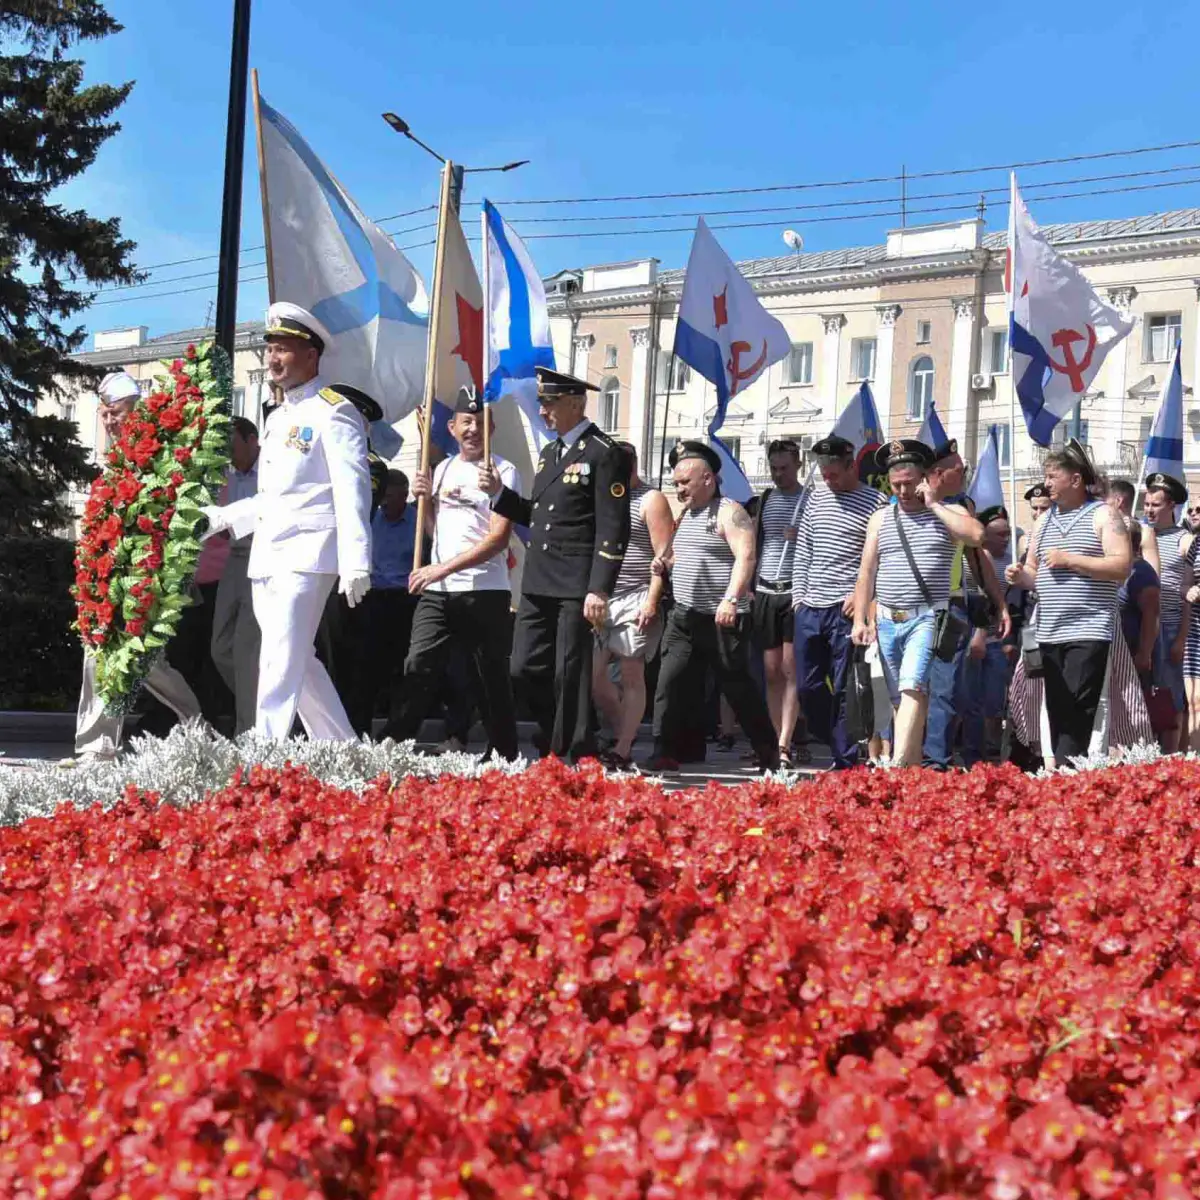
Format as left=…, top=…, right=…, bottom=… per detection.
left=782, top=229, right=803, bottom=252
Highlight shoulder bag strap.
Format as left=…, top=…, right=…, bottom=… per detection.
left=892, top=505, right=936, bottom=607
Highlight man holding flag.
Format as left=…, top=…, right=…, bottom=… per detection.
left=1141, top=346, right=1191, bottom=751
left=481, top=367, right=631, bottom=764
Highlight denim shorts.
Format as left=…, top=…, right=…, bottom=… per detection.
left=1154, top=616, right=1187, bottom=712
left=876, top=612, right=938, bottom=701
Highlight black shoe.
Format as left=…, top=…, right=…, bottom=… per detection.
left=531, top=730, right=551, bottom=758
left=641, top=753, right=681, bottom=773
left=599, top=748, right=635, bottom=771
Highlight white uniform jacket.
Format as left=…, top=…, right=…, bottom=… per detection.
left=223, top=377, right=372, bottom=580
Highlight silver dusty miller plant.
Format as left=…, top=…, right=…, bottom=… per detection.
left=0, top=722, right=528, bottom=827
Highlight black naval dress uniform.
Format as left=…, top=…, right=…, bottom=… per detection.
left=491, top=377, right=631, bottom=763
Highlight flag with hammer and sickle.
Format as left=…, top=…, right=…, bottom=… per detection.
left=672, top=217, right=792, bottom=501
left=1008, top=174, right=1134, bottom=447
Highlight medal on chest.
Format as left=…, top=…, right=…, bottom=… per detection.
left=285, top=425, right=314, bottom=454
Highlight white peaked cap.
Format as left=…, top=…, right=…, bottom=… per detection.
left=264, top=301, right=334, bottom=354
left=98, top=371, right=141, bottom=405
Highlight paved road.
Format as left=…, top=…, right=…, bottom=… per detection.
left=0, top=728, right=831, bottom=792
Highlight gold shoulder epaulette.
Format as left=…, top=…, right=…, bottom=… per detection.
left=318, top=387, right=343, bottom=407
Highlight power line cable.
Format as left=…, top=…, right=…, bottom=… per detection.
left=500, top=138, right=1200, bottom=205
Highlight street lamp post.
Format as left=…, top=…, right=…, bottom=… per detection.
left=381, top=113, right=528, bottom=216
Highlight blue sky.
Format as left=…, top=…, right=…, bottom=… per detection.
left=65, top=0, right=1200, bottom=341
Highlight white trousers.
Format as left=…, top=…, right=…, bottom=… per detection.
left=75, top=651, right=202, bottom=756
left=211, top=551, right=260, bottom=735
left=251, top=571, right=354, bottom=741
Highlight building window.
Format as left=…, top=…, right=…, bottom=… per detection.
left=137, top=378, right=154, bottom=396
left=603, top=343, right=618, bottom=369
left=916, top=320, right=932, bottom=345
left=657, top=352, right=690, bottom=392
left=907, top=355, right=934, bottom=419
left=721, top=436, right=742, bottom=464
left=850, top=337, right=876, bottom=381
left=1139, top=415, right=1153, bottom=446
left=988, top=328, right=1009, bottom=374
left=600, top=377, right=620, bottom=431
left=786, top=342, right=813, bottom=385
left=61, top=402, right=76, bottom=425
left=995, top=422, right=1011, bottom=468
left=231, top=386, right=246, bottom=417
left=1145, top=313, right=1182, bottom=363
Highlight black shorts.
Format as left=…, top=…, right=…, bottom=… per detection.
left=751, top=590, right=794, bottom=649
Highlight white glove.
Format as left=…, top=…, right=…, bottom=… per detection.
left=199, top=505, right=230, bottom=540
left=339, top=573, right=371, bottom=609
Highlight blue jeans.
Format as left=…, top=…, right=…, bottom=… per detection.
left=877, top=611, right=938, bottom=703
left=960, top=641, right=1011, bottom=767
left=921, top=618, right=969, bottom=769
left=793, top=603, right=858, bottom=768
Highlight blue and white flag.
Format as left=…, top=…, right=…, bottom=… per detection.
left=967, top=425, right=1005, bottom=512
left=674, top=217, right=791, bottom=503
left=1141, top=343, right=1185, bottom=483
left=832, top=380, right=885, bottom=458
left=917, top=399, right=949, bottom=451
left=482, top=200, right=555, bottom=449
left=1008, top=174, right=1134, bottom=446
left=258, top=97, right=429, bottom=423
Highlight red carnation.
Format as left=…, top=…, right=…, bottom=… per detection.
left=136, top=515, right=155, bottom=533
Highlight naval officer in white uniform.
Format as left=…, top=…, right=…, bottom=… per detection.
left=202, top=302, right=372, bottom=740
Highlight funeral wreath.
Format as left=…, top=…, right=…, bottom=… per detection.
left=72, top=342, right=231, bottom=713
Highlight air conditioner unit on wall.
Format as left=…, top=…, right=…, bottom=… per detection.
left=971, top=372, right=992, bottom=390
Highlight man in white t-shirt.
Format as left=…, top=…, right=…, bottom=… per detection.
left=383, top=387, right=520, bottom=758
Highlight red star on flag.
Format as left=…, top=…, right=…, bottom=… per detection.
left=713, top=286, right=728, bottom=330
left=451, top=292, right=484, bottom=389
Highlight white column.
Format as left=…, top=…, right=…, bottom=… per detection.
left=947, top=297, right=976, bottom=447
left=571, top=332, right=594, bottom=382
left=1107, top=287, right=1136, bottom=457
left=820, top=313, right=845, bottom=420
left=628, top=326, right=652, bottom=463
left=247, top=369, right=267, bottom=428
left=874, top=305, right=901, bottom=436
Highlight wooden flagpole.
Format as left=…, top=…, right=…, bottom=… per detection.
left=413, top=160, right=456, bottom=571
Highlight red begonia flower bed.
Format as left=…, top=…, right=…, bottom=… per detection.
left=1, top=759, right=1199, bottom=1198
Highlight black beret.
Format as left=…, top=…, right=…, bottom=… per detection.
left=931, top=437, right=959, bottom=462
left=812, top=435, right=855, bottom=458
left=1024, top=483, right=1050, bottom=501
left=1145, top=471, right=1188, bottom=505
left=979, top=505, right=1009, bottom=525
left=668, top=439, right=721, bottom=474
left=872, top=438, right=934, bottom=474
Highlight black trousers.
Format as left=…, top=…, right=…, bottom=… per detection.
left=386, top=590, right=518, bottom=759
left=1040, top=639, right=1110, bottom=763
left=652, top=605, right=778, bottom=764
left=511, top=593, right=594, bottom=763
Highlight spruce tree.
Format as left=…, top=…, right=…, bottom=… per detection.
left=0, top=1, right=140, bottom=534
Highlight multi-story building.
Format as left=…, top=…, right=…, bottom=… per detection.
left=44, top=205, right=1200, bottom=530
left=546, top=207, right=1200, bottom=520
